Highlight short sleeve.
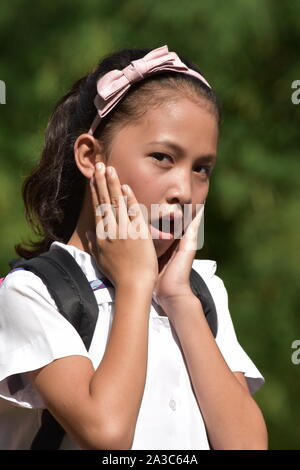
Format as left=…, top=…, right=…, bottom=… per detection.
left=0, top=269, right=90, bottom=409
left=191, top=260, right=265, bottom=395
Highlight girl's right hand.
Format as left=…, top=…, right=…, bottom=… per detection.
left=86, top=162, right=158, bottom=289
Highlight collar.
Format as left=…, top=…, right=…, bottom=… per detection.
left=50, top=241, right=217, bottom=303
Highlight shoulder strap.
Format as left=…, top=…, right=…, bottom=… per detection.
left=9, top=247, right=99, bottom=450
left=10, top=246, right=99, bottom=350
left=189, top=267, right=218, bottom=338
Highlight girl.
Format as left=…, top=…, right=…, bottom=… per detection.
left=0, top=45, right=268, bottom=450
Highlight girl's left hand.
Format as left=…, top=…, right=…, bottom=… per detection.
left=154, top=206, right=204, bottom=312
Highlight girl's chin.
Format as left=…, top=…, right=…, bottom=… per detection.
left=153, top=237, right=178, bottom=258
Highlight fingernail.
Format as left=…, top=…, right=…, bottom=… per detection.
left=121, top=184, right=130, bottom=194
left=95, top=162, right=105, bottom=172
left=106, top=166, right=114, bottom=176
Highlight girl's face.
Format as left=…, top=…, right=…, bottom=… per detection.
left=104, top=97, right=218, bottom=258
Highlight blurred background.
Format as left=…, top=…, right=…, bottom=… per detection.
left=0, top=0, right=299, bottom=449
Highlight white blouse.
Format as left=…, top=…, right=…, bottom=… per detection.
left=0, top=241, right=264, bottom=450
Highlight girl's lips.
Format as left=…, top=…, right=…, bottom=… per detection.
left=150, top=214, right=184, bottom=240
left=150, top=224, right=174, bottom=240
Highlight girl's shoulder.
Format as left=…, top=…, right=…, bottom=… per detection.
left=0, top=266, right=83, bottom=341
left=0, top=263, right=89, bottom=377
left=192, top=258, right=217, bottom=280
left=0, top=267, right=56, bottom=308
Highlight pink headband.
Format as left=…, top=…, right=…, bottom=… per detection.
left=88, top=44, right=211, bottom=135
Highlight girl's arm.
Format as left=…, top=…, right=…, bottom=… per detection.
left=27, top=280, right=153, bottom=450
left=27, top=164, right=159, bottom=449
left=164, top=295, right=268, bottom=450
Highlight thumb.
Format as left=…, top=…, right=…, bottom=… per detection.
left=180, top=205, right=204, bottom=253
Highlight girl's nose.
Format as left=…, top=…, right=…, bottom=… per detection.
left=165, top=171, right=193, bottom=207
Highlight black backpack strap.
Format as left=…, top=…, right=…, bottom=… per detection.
left=9, top=246, right=99, bottom=450
left=31, top=410, right=66, bottom=450
left=189, top=267, right=218, bottom=338
left=10, top=246, right=99, bottom=350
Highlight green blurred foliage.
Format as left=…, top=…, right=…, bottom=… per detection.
left=0, top=0, right=299, bottom=449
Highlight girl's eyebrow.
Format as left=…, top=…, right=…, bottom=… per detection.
left=148, top=139, right=217, bottom=163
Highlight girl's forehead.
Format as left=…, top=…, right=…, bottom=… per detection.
left=143, top=97, right=215, bottom=124
left=117, top=99, right=219, bottom=149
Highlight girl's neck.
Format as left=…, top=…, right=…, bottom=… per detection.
left=67, top=231, right=88, bottom=253
left=66, top=186, right=94, bottom=254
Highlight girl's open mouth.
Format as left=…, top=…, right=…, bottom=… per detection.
left=150, top=216, right=182, bottom=240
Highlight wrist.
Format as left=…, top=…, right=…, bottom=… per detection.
left=157, top=287, right=195, bottom=308
left=159, top=292, right=200, bottom=316
left=116, top=278, right=155, bottom=295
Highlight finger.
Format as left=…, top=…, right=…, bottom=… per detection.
left=121, top=184, right=147, bottom=224
left=121, top=184, right=150, bottom=240
left=93, top=163, right=117, bottom=238
left=105, top=166, right=128, bottom=231
left=181, top=205, right=204, bottom=252
left=94, top=162, right=110, bottom=207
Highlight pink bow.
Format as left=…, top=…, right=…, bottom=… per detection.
left=88, top=45, right=211, bottom=135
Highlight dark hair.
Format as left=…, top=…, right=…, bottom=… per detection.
left=15, top=47, right=222, bottom=259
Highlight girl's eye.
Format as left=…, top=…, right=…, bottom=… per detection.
left=194, top=165, right=213, bottom=177
left=150, top=153, right=172, bottom=163
left=150, top=153, right=213, bottom=177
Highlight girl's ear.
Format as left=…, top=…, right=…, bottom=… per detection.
left=73, top=133, right=105, bottom=178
